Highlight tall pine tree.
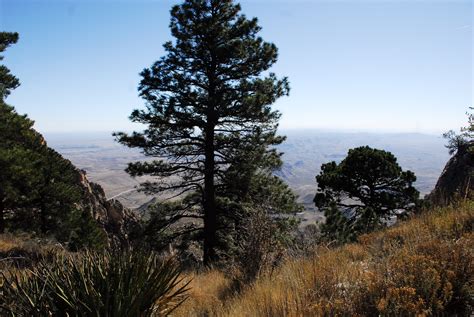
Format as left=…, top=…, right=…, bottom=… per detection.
left=116, top=0, right=290, bottom=264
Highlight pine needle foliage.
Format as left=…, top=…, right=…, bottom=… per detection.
left=443, top=107, right=473, bottom=155
left=315, top=146, right=420, bottom=242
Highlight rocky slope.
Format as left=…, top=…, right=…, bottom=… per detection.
left=427, top=141, right=474, bottom=205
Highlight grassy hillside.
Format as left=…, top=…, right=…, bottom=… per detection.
left=175, top=201, right=474, bottom=316
left=1, top=201, right=472, bottom=316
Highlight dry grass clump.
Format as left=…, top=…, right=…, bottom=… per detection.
left=0, top=233, right=64, bottom=269
left=174, top=201, right=474, bottom=316
left=0, top=235, right=20, bottom=253
left=177, top=270, right=232, bottom=316
left=0, top=233, right=57, bottom=253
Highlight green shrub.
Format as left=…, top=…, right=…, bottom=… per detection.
left=1, top=249, right=189, bottom=316
left=61, top=209, right=108, bottom=251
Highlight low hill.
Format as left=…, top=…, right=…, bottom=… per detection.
left=176, top=200, right=474, bottom=316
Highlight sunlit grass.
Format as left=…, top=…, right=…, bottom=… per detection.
left=176, top=269, right=231, bottom=316
left=1, top=202, right=472, bottom=316
left=174, top=200, right=474, bottom=316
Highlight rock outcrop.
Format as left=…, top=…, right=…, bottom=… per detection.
left=1, top=95, right=139, bottom=244
left=76, top=169, right=139, bottom=244
left=427, top=142, right=474, bottom=205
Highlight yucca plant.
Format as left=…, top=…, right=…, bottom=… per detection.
left=1, top=249, right=189, bottom=316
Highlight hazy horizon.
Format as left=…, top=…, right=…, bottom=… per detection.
left=42, top=128, right=447, bottom=138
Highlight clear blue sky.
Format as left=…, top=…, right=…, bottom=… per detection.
left=0, top=0, right=472, bottom=134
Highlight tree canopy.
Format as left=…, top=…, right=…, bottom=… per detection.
left=115, top=0, right=295, bottom=264
left=443, top=107, right=473, bottom=155
left=314, top=146, right=420, bottom=242
left=0, top=32, right=20, bottom=100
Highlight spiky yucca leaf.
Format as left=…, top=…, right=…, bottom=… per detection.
left=1, top=249, right=189, bottom=316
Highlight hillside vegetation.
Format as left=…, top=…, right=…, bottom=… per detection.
left=175, top=200, right=474, bottom=316
left=1, top=201, right=472, bottom=315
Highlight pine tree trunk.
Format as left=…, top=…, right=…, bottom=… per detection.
left=203, top=122, right=217, bottom=265
left=203, top=56, right=218, bottom=265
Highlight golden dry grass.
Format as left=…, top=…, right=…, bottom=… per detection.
left=174, top=201, right=474, bottom=316
left=0, top=233, right=27, bottom=253
left=0, top=233, right=61, bottom=254
left=176, top=270, right=232, bottom=316
left=0, top=233, right=65, bottom=272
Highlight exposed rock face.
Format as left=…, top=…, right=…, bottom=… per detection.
left=76, top=169, right=139, bottom=244
left=427, top=142, right=474, bottom=205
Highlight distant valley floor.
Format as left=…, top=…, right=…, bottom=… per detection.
left=46, top=130, right=450, bottom=225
